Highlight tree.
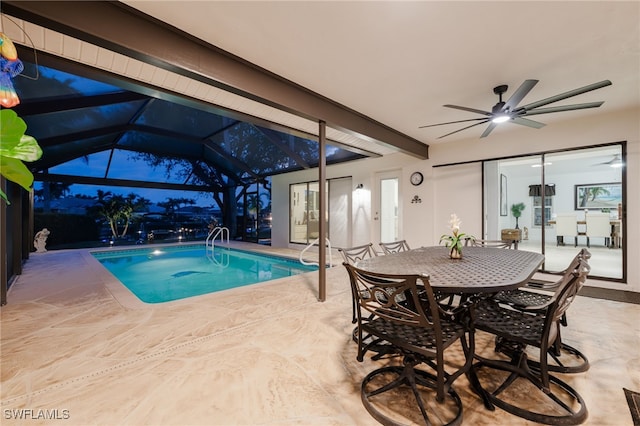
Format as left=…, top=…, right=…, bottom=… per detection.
left=34, top=182, right=72, bottom=201
left=158, top=197, right=195, bottom=220
left=90, top=191, right=119, bottom=238
left=89, top=191, right=147, bottom=239
left=245, top=193, right=267, bottom=216
left=117, top=193, right=138, bottom=238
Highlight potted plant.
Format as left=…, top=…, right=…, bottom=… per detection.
left=511, top=202, right=526, bottom=229
left=440, top=213, right=474, bottom=259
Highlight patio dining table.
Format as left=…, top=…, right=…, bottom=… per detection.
left=355, top=245, right=546, bottom=411
left=355, top=245, right=544, bottom=294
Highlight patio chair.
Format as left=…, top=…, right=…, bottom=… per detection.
left=472, top=259, right=591, bottom=425
left=344, top=263, right=473, bottom=426
left=338, top=243, right=378, bottom=266
left=378, top=239, right=411, bottom=254
left=338, top=243, right=378, bottom=324
left=464, top=238, right=516, bottom=249
left=492, top=248, right=591, bottom=373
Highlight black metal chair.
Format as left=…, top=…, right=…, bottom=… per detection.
left=492, top=248, right=591, bottom=373
left=471, top=258, right=591, bottom=425
left=464, top=238, right=516, bottom=249
left=378, top=239, right=411, bottom=254
left=338, top=243, right=378, bottom=324
left=344, top=263, right=473, bottom=426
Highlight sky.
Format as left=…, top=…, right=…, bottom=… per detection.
left=35, top=151, right=218, bottom=207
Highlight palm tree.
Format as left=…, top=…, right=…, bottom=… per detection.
left=89, top=191, right=147, bottom=239
left=117, top=194, right=137, bottom=238
left=91, top=191, right=120, bottom=238
left=158, top=197, right=195, bottom=220
left=578, top=187, right=610, bottom=208
left=246, top=193, right=268, bottom=216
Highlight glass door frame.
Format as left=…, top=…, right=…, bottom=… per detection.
left=482, top=142, right=626, bottom=282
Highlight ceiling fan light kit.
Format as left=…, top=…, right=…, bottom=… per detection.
left=491, top=114, right=510, bottom=124
left=420, top=79, right=612, bottom=139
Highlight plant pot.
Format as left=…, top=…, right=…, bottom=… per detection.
left=450, top=247, right=462, bottom=259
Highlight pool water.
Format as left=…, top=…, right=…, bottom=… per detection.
left=92, top=245, right=317, bottom=303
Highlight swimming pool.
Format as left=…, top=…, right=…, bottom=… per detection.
left=92, top=245, right=317, bottom=303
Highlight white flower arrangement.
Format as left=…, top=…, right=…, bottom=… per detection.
left=440, top=213, right=474, bottom=256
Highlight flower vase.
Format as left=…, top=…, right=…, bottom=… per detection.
left=449, top=247, right=462, bottom=259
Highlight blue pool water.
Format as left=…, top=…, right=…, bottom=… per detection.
left=92, top=245, right=317, bottom=303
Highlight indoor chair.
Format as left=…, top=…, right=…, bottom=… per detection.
left=585, top=212, right=611, bottom=248
left=344, top=263, right=473, bottom=426
left=471, top=259, right=591, bottom=425
left=554, top=213, right=579, bottom=247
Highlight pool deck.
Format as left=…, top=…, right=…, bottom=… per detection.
left=1, top=242, right=639, bottom=425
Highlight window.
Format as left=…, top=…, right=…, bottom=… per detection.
left=533, top=196, right=553, bottom=227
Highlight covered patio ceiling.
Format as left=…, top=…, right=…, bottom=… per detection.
left=3, top=1, right=429, bottom=195
left=12, top=49, right=372, bottom=193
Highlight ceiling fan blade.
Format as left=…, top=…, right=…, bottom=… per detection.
left=480, top=122, right=498, bottom=138
left=437, top=120, right=490, bottom=139
left=443, top=104, right=491, bottom=116
left=419, top=117, right=487, bottom=128
left=511, top=116, right=546, bottom=129
left=519, top=80, right=612, bottom=111
left=594, top=154, right=622, bottom=166
left=503, top=79, right=538, bottom=111
left=522, top=101, right=604, bottom=116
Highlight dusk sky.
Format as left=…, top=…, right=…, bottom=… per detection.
left=38, top=151, right=217, bottom=207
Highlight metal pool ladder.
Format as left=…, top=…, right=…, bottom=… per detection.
left=206, top=226, right=229, bottom=253
left=300, top=238, right=334, bottom=267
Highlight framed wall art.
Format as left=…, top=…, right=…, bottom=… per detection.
left=500, top=174, right=508, bottom=216
left=574, top=182, right=622, bottom=210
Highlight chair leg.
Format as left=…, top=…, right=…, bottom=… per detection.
left=361, top=355, right=464, bottom=426
left=473, top=346, right=589, bottom=425
left=494, top=333, right=589, bottom=374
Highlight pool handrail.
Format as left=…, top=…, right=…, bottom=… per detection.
left=300, top=238, right=333, bottom=268
left=206, top=226, right=229, bottom=252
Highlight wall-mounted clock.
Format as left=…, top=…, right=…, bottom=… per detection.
left=410, top=171, right=424, bottom=186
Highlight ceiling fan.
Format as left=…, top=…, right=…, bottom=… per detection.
left=419, top=79, right=612, bottom=139
left=594, top=154, right=623, bottom=168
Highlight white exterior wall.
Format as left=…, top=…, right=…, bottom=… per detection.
left=271, top=108, right=640, bottom=293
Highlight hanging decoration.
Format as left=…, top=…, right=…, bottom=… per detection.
left=0, top=32, right=24, bottom=108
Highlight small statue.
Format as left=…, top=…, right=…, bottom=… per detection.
left=34, top=228, right=50, bottom=253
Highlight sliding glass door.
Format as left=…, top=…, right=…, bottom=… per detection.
left=483, top=144, right=624, bottom=280
left=289, top=177, right=352, bottom=246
